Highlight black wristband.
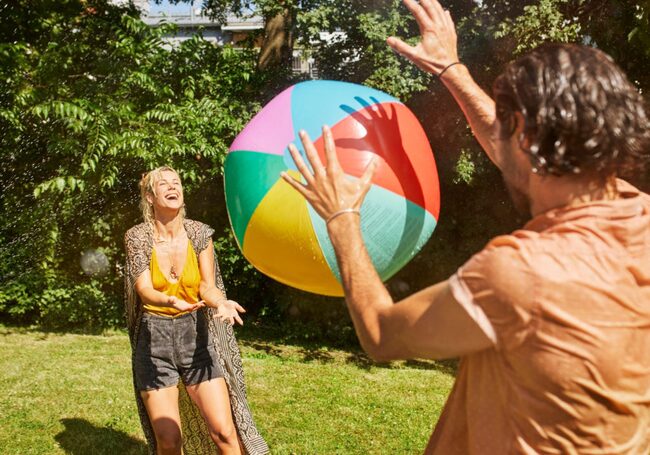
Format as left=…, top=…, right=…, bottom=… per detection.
left=438, top=61, right=463, bottom=79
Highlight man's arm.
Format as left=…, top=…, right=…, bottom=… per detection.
left=327, top=214, right=494, bottom=361
left=282, top=128, right=494, bottom=361
left=387, top=0, right=500, bottom=167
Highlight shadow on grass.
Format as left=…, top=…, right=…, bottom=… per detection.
left=298, top=347, right=336, bottom=363
left=1, top=320, right=458, bottom=375
left=239, top=324, right=458, bottom=375
left=55, top=418, right=146, bottom=455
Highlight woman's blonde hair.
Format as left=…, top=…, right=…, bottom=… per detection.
left=139, top=166, right=186, bottom=225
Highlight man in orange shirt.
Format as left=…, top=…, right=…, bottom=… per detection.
left=282, top=0, right=650, bottom=453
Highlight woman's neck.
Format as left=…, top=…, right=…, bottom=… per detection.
left=153, top=213, right=184, bottom=243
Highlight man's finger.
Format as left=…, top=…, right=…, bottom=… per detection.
left=281, top=171, right=311, bottom=198
left=288, top=143, right=316, bottom=186
left=444, top=9, right=455, bottom=31
left=299, top=130, right=326, bottom=177
left=386, top=37, right=418, bottom=62
left=402, top=0, right=433, bottom=31
left=322, top=125, right=342, bottom=174
left=421, top=0, right=446, bottom=24
left=359, top=157, right=379, bottom=199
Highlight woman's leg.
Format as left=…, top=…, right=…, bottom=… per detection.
left=140, top=386, right=182, bottom=455
left=186, top=377, right=242, bottom=455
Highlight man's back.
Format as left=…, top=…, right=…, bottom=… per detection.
left=432, top=180, right=650, bottom=454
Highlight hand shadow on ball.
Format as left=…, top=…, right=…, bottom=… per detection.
left=337, top=96, right=429, bottom=261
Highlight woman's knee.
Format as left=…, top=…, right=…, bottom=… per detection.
left=154, top=422, right=182, bottom=451
left=209, top=423, right=238, bottom=445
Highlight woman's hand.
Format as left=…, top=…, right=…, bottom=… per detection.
left=386, top=0, right=459, bottom=76
left=169, top=296, right=205, bottom=312
left=215, top=299, right=246, bottom=326
left=281, top=126, right=377, bottom=223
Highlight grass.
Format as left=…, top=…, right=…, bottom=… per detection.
left=0, top=325, right=455, bottom=454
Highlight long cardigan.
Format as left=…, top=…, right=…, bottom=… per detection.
left=124, top=219, right=269, bottom=454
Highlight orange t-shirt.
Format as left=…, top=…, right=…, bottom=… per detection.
left=143, top=241, right=200, bottom=317
left=438, top=180, right=650, bottom=454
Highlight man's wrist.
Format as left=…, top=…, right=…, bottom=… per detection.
left=439, top=61, right=471, bottom=88
left=327, top=213, right=362, bottom=247
left=437, top=61, right=464, bottom=79
left=326, top=208, right=360, bottom=225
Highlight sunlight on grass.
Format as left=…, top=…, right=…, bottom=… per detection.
left=0, top=327, right=455, bottom=454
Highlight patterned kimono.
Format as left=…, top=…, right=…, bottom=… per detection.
left=124, top=219, right=269, bottom=454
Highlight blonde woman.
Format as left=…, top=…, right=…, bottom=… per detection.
left=124, top=166, right=268, bottom=455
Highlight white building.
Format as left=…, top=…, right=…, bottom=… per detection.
left=115, top=0, right=328, bottom=77
left=114, top=0, right=263, bottom=46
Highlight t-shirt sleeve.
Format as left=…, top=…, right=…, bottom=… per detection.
left=449, top=235, right=539, bottom=351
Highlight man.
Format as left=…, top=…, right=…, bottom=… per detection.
left=281, top=0, right=650, bottom=453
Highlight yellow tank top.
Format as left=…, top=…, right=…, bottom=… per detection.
left=144, top=240, right=201, bottom=317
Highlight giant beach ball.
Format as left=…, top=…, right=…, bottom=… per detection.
left=225, top=80, right=440, bottom=297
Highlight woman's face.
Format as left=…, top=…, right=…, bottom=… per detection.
left=150, top=170, right=184, bottom=215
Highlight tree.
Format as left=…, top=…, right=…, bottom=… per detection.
left=0, top=0, right=262, bottom=328
left=2, top=0, right=647, bottom=331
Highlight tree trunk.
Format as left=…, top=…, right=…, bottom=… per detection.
left=257, top=7, right=293, bottom=71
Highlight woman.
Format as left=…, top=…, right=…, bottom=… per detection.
left=124, top=166, right=268, bottom=455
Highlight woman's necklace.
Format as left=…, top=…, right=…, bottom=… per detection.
left=169, top=247, right=179, bottom=281
left=155, top=229, right=181, bottom=281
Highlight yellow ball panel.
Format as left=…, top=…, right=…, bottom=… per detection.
left=242, top=171, right=344, bottom=296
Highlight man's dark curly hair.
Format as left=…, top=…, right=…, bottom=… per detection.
left=493, top=43, right=650, bottom=178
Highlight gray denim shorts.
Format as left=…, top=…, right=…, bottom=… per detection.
left=134, top=310, right=224, bottom=391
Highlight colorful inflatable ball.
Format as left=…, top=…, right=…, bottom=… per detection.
left=225, top=80, right=440, bottom=297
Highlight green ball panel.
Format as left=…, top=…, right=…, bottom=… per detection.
left=224, top=150, right=287, bottom=248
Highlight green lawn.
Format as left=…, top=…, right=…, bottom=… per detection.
left=0, top=325, right=455, bottom=454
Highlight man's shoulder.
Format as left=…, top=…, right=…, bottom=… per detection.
left=460, top=234, right=534, bottom=290
left=481, top=230, right=542, bottom=263
left=455, top=233, right=540, bottom=349
left=616, top=178, right=650, bottom=211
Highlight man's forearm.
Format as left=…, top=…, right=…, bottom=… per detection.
left=440, top=64, right=499, bottom=166
left=327, top=215, right=394, bottom=359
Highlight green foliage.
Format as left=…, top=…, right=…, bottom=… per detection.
left=3, top=0, right=649, bottom=331
left=297, top=0, right=432, bottom=99
left=453, top=149, right=477, bottom=185
left=495, top=0, right=581, bottom=54
left=628, top=3, right=650, bottom=57
left=36, top=282, right=122, bottom=329
left=213, top=228, right=270, bottom=309
left=0, top=0, right=260, bottom=328
left=195, top=0, right=432, bottom=99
